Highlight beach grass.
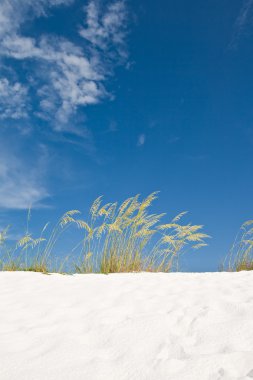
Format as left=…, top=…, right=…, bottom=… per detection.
left=0, top=192, right=210, bottom=274
left=222, top=220, right=253, bottom=272
left=2, top=260, right=49, bottom=273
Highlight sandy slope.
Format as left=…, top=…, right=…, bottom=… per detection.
left=0, top=272, right=253, bottom=380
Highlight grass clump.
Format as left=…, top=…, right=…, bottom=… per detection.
left=74, top=192, right=209, bottom=273
left=0, top=225, right=48, bottom=273
left=0, top=211, right=76, bottom=274
left=0, top=192, right=210, bottom=274
left=223, top=220, right=253, bottom=272
left=2, top=261, right=48, bottom=273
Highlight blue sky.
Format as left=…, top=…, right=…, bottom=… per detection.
left=0, top=0, right=253, bottom=271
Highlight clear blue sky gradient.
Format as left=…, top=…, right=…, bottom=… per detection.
left=0, top=0, right=252, bottom=271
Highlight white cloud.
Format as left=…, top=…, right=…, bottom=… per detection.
left=137, top=133, right=146, bottom=146
left=0, top=78, right=29, bottom=119
left=0, top=0, right=129, bottom=128
left=80, top=1, right=128, bottom=59
left=0, top=145, right=49, bottom=210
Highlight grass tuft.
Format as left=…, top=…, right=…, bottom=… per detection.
left=222, top=220, right=253, bottom=272
left=2, top=261, right=49, bottom=273
left=73, top=192, right=209, bottom=273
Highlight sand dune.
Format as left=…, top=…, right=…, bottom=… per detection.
left=0, top=271, right=253, bottom=380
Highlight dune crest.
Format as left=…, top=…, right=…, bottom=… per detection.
left=1, top=272, right=253, bottom=380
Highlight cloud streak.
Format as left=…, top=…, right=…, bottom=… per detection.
left=229, top=0, right=253, bottom=49
left=137, top=134, right=146, bottom=146
left=0, top=0, right=74, bottom=38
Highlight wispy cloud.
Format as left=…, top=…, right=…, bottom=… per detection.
left=108, top=120, right=118, bottom=132
left=0, top=0, right=129, bottom=129
left=137, top=133, right=146, bottom=146
left=229, top=0, right=253, bottom=49
left=0, top=144, right=49, bottom=210
left=80, top=0, right=128, bottom=61
left=167, top=136, right=180, bottom=144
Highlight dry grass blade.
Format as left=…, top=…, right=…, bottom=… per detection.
left=17, top=235, right=33, bottom=248
left=0, top=226, right=9, bottom=245
left=75, top=220, right=92, bottom=232
left=90, top=196, right=103, bottom=219
left=171, top=211, right=188, bottom=223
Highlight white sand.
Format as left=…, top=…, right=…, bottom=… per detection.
left=1, top=272, right=253, bottom=380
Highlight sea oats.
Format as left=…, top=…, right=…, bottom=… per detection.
left=90, top=196, right=103, bottom=219
left=171, top=211, right=188, bottom=223
left=0, top=192, right=209, bottom=274
left=17, top=234, right=33, bottom=248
